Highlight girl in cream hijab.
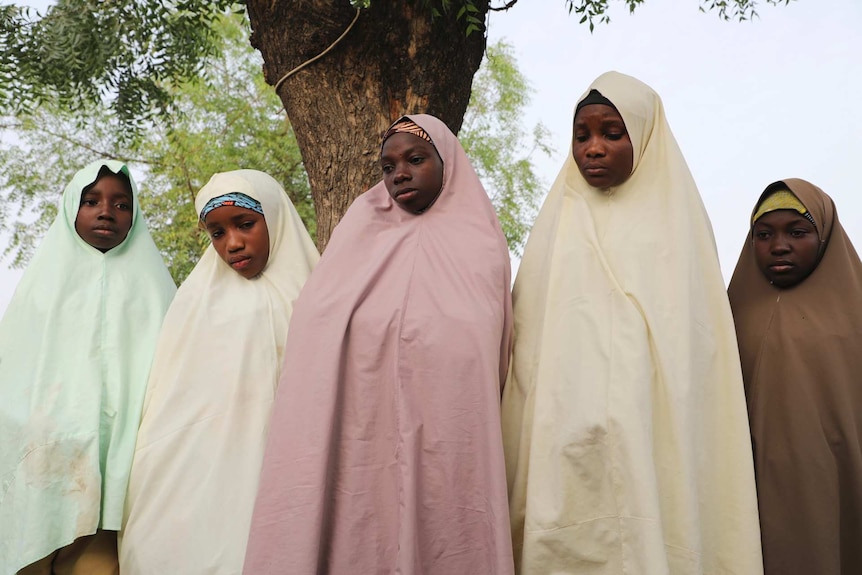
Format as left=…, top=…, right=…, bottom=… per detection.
left=501, top=72, right=762, bottom=574
left=119, top=170, right=318, bottom=574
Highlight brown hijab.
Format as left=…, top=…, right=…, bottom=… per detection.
left=728, top=178, right=862, bottom=575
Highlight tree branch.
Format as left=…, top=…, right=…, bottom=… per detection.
left=489, top=0, right=519, bottom=11
left=36, top=125, right=164, bottom=167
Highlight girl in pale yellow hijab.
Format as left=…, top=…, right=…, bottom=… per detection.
left=120, top=170, right=318, bottom=575
left=501, top=72, right=762, bottom=574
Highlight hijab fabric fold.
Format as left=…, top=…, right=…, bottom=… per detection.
left=0, top=160, right=175, bottom=573
left=728, top=179, right=862, bottom=575
left=243, top=115, right=515, bottom=574
left=501, top=72, right=762, bottom=574
left=119, top=170, right=318, bottom=574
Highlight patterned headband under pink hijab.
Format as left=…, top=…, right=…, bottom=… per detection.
left=382, top=117, right=433, bottom=145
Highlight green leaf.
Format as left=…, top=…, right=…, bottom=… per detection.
left=0, top=11, right=314, bottom=283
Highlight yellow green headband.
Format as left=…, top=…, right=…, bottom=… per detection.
left=752, top=189, right=816, bottom=227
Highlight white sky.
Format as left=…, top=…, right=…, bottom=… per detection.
left=2, top=0, right=861, bottom=313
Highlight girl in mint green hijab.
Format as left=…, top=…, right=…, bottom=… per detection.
left=0, top=160, right=176, bottom=574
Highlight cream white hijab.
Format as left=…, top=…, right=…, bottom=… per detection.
left=120, top=170, right=318, bottom=574
left=501, top=72, right=762, bottom=574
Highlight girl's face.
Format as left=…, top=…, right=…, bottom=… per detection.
left=752, top=209, right=821, bottom=288
left=380, top=132, right=444, bottom=214
left=75, top=173, right=134, bottom=252
left=572, top=104, right=634, bottom=189
left=204, top=206, right=270, bottom=279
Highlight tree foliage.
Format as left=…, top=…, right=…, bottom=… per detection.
left=0, top=0, right=794, bottom=133
left=0, top=0, right=237, bottom=131
left=0, top=13, right=312, bottom=283
left=564, top=0, right=792, bottom=30
left=459, top=40, right=551, bottom=255
left=136, top=15, right=312, bottom=282
left=0, top=11, right=547, bottom=277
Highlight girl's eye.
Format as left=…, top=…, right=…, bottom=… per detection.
left=117, top=203, right=131, bottom=210
left=606, top=132, right=624, bottom=141
left=791, top=229, right=809, bottom=238
left=240, top=221, right=255, bottom=230
left=409, top=156, right=424, bottom=165
left=574, top=133, right=588, bottom=143
left=82, top=199, right=97, bottom=207
left=210, top=230, right=224, bottom=239
left=381, top=164, right=393, bottom=174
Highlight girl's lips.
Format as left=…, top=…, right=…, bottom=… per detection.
left=769, top=263, right=794, bottom=273
left=230, top=257, right=251, bottom=270
left=395, top=190, right=418, bottom=203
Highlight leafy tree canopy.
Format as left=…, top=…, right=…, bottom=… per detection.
left=0, top=13, right=310, bottom=283
left=0, top=12, right=549, bottom=279
left=0, top=0, right=238, bottom=131
left=460, top=40, right=551, bottom=254
left=1, top=0, right=792, bottom=129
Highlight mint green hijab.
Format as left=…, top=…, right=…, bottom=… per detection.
left=0, top=160, right=175, bottom=572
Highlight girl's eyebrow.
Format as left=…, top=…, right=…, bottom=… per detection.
left=757, top=217, right=813, bottom=228
left=230, top=211, right=260, bottom=223
left=381, top=144, right=428, bottom=161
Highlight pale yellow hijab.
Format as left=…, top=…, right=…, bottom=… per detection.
left=502, top=72, right=762, bottom=574
left=120, top=170, right=318, bottom=574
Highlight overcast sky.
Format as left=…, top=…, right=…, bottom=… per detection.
left=1, top=0, right=861, bottom=313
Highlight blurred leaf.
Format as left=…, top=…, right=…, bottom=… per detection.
left=0, top=12, right=313, bottom=284
left=460, top=39, right=553, bottom=256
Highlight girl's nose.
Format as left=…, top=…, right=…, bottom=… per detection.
left=585, top=137, right=606, bottom=158
left=97, top=203, right=115, bottom=220
left=226, top=231, right=244, bottom=251
left=770, top=237, right=791, bottom=254
left=393, top=164, right=410, bottom=184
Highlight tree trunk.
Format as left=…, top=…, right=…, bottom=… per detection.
left=245, top=0, right=489, bottom=250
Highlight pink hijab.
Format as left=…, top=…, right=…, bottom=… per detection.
left=243, top=114, right=514, bottom=574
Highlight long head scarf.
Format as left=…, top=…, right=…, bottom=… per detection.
left=0, top=160, right=175, bottom=573
left=243, top=115, right=514, bottom=574
left=728, top=179, right=862, bottom=574
left=501, top=72, right=762, bottom=574
left=119, top=170, right=318, bottom=573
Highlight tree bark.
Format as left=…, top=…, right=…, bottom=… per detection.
left=245, top=0, right=489, bottom=250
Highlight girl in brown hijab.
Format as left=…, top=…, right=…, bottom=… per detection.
left=728, top=178, right=862, bottom=575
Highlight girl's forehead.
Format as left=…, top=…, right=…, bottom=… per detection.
left=574, top=104, right=624, bottom=124
left=205, top=204, right=265, bottom=222
left=381, top=132, right=438, bottom=155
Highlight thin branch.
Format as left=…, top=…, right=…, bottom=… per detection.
left=36, top=124, right=165, bottom=167
left=489, top=0, right=519, bottom=11
left=181, top=159, right=196, bottom=206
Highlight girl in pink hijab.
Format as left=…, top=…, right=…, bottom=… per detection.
left=243, top=115, right=515, bottom=574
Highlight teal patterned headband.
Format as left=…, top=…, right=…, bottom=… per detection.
left=199, top=192, right=264, bottom=221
